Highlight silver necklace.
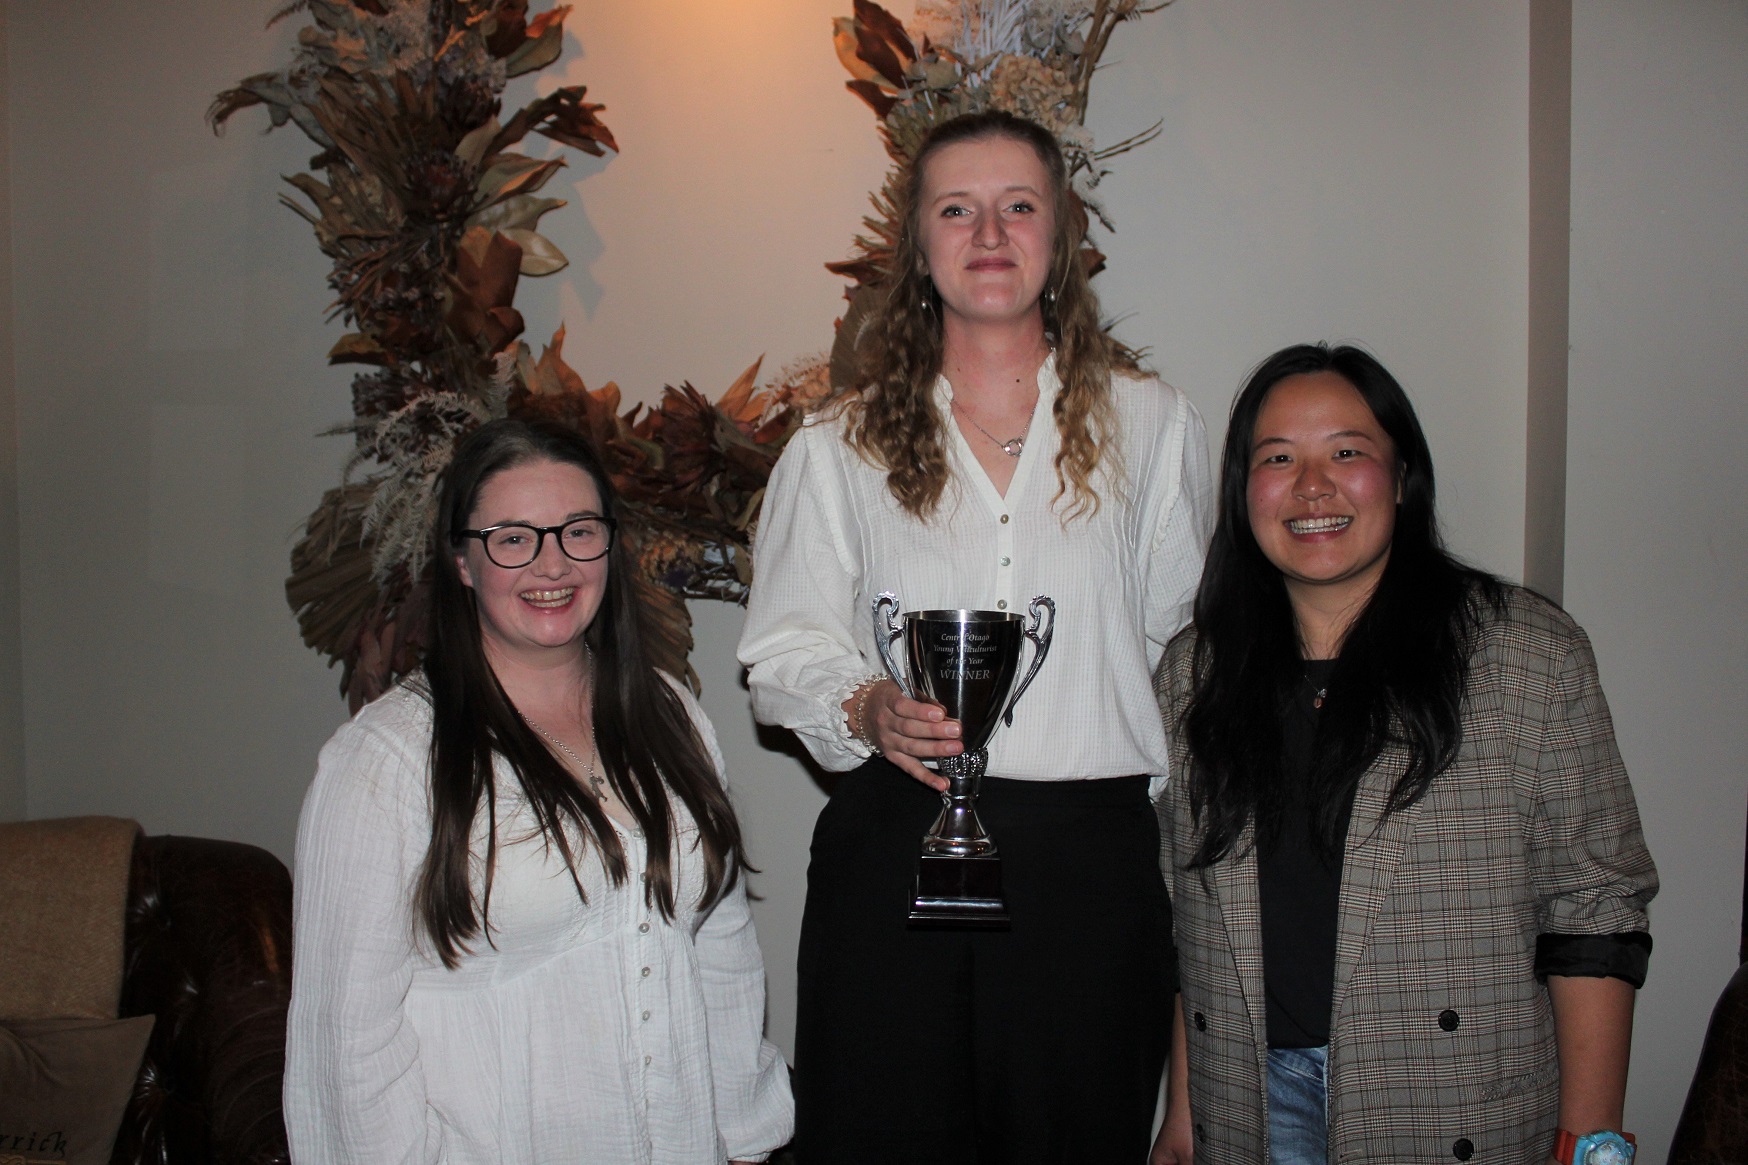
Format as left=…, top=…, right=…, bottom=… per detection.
left=523, top=714, right=607, bottom=799
left=952, top=401, right=1026, bottom=457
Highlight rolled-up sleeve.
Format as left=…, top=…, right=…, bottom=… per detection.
left=1526, top=623, right=1659, bottom=961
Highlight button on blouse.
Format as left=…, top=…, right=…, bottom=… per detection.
left=739, top=356, right=1214, bottom=782
left=285, top=681, right=794, bottom=1164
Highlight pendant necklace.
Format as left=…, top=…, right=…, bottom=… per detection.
left=952, top=401, right=1026, bottom=457
left=1303, top=673, right=1328, bottom=710
left=523, top=714, right=608, bottom=799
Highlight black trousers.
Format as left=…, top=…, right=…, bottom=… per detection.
left=793, top=759, right=1174, bottom=1164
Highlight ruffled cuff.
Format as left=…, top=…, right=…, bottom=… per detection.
left=830, top=672, right=884, bottom=760
left=1535, top=930, right=1653, bottom=988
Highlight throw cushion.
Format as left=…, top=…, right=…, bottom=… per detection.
left=0, top=817, right=141, bottom=1020
left=0, top=1015, right=154, bottom=1165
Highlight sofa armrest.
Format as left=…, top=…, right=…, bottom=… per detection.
left=1670, top=961, right=1748, bottom=1165
left=112, top=835, right=293, bottom=1165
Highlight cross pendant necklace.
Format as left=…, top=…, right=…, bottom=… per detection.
left=522, top=714, right=608, bottom=799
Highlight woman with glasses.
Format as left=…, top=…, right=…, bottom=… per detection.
left=285, top=418, right=793, bottom=1164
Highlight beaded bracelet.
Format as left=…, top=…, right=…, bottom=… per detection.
left=848, top=675, right=887, bottom=753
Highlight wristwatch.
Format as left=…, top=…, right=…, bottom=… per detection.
left=1553, top=1129, right=1636, bottom=1165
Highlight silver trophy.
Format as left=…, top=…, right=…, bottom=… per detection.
left=873, top=593, right=1055, bottom=928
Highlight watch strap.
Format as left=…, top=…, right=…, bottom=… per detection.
left=1554, top=1129, right=1637, bottom=1164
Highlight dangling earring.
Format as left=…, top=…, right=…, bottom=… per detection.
left=1043, top=286, right=1057, bottom=311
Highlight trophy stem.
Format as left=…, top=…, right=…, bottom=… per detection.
left=921, top=748, right=997, bottom=857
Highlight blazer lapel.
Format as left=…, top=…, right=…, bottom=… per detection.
left=1208, top=823, right=1271, bottom=1056
left=1329, top=742, right=1425, bottom=1026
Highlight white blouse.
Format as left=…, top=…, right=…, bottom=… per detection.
left=738, top=356, right=1213, bottom=782
left=284, top=680, right=793, bottom=1165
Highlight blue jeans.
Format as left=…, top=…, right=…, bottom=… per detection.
left=1267, top=1045, right=1329, bottom=1165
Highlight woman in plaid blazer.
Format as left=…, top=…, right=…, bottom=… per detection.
left=1151, top=345, right=1658, bottom=1165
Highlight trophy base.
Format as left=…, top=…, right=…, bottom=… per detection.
left=907, top=853, right=1011, bottom=931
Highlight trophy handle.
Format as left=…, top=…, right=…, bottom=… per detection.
left=871, top=592, right=913, bottom=699
left=1003, top=595, right=1055, bottom=727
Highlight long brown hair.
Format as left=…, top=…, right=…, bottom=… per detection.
left=416, top=419, right=747, bottom=968
left=844, top=110, right=1133, bottom=518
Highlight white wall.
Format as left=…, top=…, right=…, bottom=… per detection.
left=1567, top=3, right=1748, bottom=1157
left=0, top=3, right=19, bottom=822
left=8, top=4, right=348, bottom=851
left=1087, top=1, right=1533, bottom=577
left=4, top=1, right=1742, bottom=1150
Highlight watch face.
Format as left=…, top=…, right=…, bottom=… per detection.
left=1580, top=1134, right=1633, bottom=1165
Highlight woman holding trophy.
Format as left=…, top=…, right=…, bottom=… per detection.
left=740, top=110, right=1213, bottom=1162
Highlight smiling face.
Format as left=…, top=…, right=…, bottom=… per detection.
left=916, top=134, right=1057, bottom=330
left=1247, top=371, right=1401, bottom=628
left=455, top=457, right=609, bottom=672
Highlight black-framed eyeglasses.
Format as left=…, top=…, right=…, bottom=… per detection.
left=455, top=517, right=618, bottom=569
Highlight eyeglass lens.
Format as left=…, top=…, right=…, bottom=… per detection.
left=483, top=519, right=612, bottom=568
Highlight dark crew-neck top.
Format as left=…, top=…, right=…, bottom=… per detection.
left=1258, top=657, right=1352, bottom=1050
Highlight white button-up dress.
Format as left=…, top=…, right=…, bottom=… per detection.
left=285, top=680, right=793, bottom=1164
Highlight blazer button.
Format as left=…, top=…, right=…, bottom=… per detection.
left=1194, top=1011, right=1207, bottom=1031
left=1452, top=1138, right=1474, bottom=1161
left=1438, top=1009, right=1460, bottom=1032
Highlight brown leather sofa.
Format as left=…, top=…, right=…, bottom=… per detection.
left=1670, top=960, right=1748, bottom=1164
left=110, top=835, right=293, bottom=1165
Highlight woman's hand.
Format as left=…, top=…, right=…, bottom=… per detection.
left=846, top=679, right=962, bottom=792
left=1151, top=1117, right=1193, bottom=1165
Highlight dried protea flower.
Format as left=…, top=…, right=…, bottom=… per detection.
left=352, top=369, right=429, bottom=422
left=438, top=74, right=502, bottom=139
left=332, top=244, right=451, bottom=352
left=986, top=54, right=1076, bottom=134
left=772, top=356, right=835, bottom=414
left=403, top=149, right=476, bottom=219
left=639, top=530, right=704, bottom=589
left=884, top=85, right=984, bottom=159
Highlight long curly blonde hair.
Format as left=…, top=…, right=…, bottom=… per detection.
left=843, top=110, right=1135, bottom=519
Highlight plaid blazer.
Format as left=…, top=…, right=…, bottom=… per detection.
left=1155, top=587, right=1658, bottom=1164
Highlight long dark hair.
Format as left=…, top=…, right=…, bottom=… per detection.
left=844, top=109, right=1132, bottom=519
left=416, top=418, right=747, bottom=967
left=1181, top=344, right=1502, bottom=867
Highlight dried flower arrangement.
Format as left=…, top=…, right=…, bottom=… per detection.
left=220, top=0, right=1168, bottom=712
left=215, top=0, right=817, bottom=709
left=825, top=0, right=1172, bottom=380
